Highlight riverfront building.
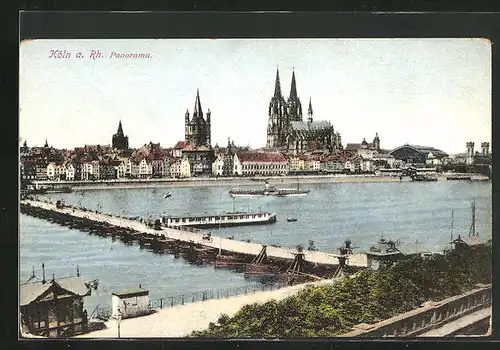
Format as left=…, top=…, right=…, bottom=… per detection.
left=389, top=144, right=448, bottom=166
left=169, top=156, right=191, bottom=178
left=345, top=134, right=381, bottom=159
left=131, top=142, right=166, bottom=178
left=234, top=151, right=288, bottom=176
left=465, top=141, right=491, bottom=166
left=20, top=272, right=91, bottom=338
left=21, top=141, right=63, bottom=181
left=266, top=69, right=342, bottom=154
left=213, top=138, right=237, bottom=177
left=181, top=144, right=215, bottom=176
left=453, top=141, right=492, bottom=177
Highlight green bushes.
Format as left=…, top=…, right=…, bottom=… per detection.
left=191, top=243, right=491, bottom=338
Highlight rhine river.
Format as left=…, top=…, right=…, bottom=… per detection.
left=20, top=180, right=491, bottom=314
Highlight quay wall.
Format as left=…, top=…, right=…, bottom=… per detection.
left=35, top=175, right=404, bottom=191
left=76, top=278, right=336, bottom=338
left=20, top=199, right=368, bottom=268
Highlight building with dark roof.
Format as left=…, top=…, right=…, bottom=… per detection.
left=389, top=144, right=448, bottom=165
left=20, top=272, right=92, bottom=338
left=365, top=238, right=426, bottom=269
left=285, top=99, right=342, bottom=155
left=235, top=151, right=288, bottom=176
left=450, top=235, right=485, bottom=252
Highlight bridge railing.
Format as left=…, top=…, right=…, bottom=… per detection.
left=95, top=281, right=289, bottom=320
left=148, top=281, right=288, bottom=310
left=342, top=284, right=492, bottom=337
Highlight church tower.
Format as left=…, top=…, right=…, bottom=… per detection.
left=372, top=132, right=380, bottom=151
left=112, top=121, right=129, bottom=150
left=287, top=69, right=302, bottom=122
left=466, top=141, right=475, bottom=165
left=267, top=68, right=288, bottom=148
left=307, top=97, right=313, bottom=124
left=481, top=142, right=490, bottom=156
left=185, top=89, right=211, bottom=147
left=206, top=108, right=212, bottom=147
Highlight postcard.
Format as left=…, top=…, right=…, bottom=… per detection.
left=19, top=37, right=492, bottom=339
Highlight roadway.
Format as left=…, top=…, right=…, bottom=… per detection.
left=75, top=278, right=335, bottom=338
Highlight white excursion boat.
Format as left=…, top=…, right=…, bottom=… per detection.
left=229, top=181, right=309, bottom=198
left=161, top=211, right=277, bottom=228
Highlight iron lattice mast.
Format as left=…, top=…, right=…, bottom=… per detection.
left=450, top=205, right=454, bottom=242
left=469, top=199, right=476, bottom=237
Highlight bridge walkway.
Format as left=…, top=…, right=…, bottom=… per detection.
left=21, top=199, right=368, bottom=268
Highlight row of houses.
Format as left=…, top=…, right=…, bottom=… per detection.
left=22, top=150, right=403, bottom=181
left=29, top=139, right=473, bottom=181
left=23, top=154, right=191, bottom=181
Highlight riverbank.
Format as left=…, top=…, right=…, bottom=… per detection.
left=75, top=278, right=335, bottom=338
left=35, top=175, right=409, bottom=191
left=33, top=173, right=490, bottom=192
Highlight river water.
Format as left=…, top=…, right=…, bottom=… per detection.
left=20, top=180, right=492, bottom=313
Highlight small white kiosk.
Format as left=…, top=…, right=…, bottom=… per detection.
left=112, top=287, right=150, bottom=319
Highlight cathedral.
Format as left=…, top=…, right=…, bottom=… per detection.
left=112, top=121, right=129, bottom=150
left=185, top=89, right=211, bottom=147
left=266, top=69, right=342, bottom=154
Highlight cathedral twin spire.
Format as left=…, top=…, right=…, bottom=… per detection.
left=268, top=67, right=341, bottom=153
left=289, top=70, right=298, bottom=100
left=273, top=67, right=300, bottom=102
left=267, top=67, right=306, bottom=148
left=273, top=68, right=282, bottom=99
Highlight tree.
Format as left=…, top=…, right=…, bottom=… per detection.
left=191, top=243, right=491, bottom=338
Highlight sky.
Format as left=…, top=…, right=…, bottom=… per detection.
left=19, top=39, right=491, bottom=155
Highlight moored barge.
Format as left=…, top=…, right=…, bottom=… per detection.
left=161, top=211, right=277, bottom=228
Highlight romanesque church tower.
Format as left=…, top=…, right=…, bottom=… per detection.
left=112, top=121, right=129, bottom=150
left=185, top=89, right=211, bottom=147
